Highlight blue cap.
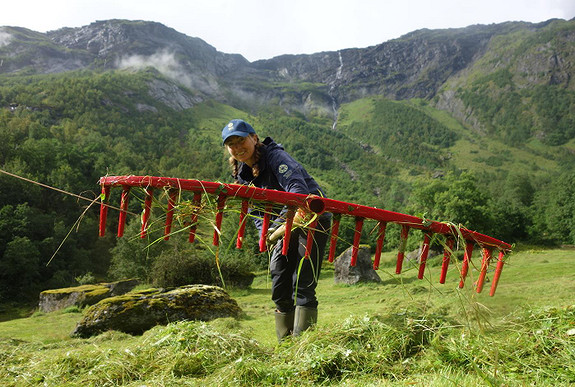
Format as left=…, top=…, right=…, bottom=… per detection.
left=221, top=119, right=256, bottom=144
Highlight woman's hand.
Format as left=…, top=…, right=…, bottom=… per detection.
left=266, top=208, right=312, bottom=244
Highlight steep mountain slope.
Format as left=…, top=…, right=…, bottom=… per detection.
left=0, top=26, right=93, bottom=74
left=1, top=20, right=248, bottom=98
left=3, top=19, right=574, bottom=124
left=248, top=23, right=524, bottom=101
left=435, top=18, right=575, bottom=145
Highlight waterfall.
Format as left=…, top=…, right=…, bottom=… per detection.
left=330, top=51, right=344, bottom=130
left=336, top=50, right=343, bottom=80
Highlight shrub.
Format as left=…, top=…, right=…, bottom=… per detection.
left=151, top=248, right=255, bottom=289
left=75, top=272, right=96, bottom=285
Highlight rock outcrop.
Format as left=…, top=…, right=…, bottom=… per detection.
left=334, top=245, right=381, bottom=285
left=72, top=284, right=242, bottom=337
left=38, top=279, right=140, bottom=313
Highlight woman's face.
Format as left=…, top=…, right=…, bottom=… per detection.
left=225, top=134, right=258, bottom=166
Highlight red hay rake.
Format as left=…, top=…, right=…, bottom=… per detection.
left=98, top=175, right=512, bottom=296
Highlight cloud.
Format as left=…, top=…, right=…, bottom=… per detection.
left=0, top=28, right=12, bottom=47
left=116, top=50, right=192, bottom=87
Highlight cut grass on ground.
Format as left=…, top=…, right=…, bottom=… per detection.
left=0, top=247, right=573, bottom=385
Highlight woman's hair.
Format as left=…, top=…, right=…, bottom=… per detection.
left=229, top=135, right=262, bottom=182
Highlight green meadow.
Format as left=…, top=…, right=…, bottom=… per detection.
left=1, top=246, right=573, bottom=386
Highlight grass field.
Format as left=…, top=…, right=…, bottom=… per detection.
left=1, top=246, right=574, bottom=386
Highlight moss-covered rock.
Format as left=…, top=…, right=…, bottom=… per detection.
left=38, top=279, right=139, bottom=313
left=72, top=285, right=243, bottom=338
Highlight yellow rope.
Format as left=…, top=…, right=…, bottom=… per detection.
left=0, top=168, right=135, bottom=215
left=0, top=167, right=142, bottom=266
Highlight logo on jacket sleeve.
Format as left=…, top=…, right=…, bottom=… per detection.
left=278, top=164, right=288, bottom=174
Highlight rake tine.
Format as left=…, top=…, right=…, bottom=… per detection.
left=350, top=217, right=364, bottom=266
left=188, top=192, right=201, bottom=243
left=99, top=185, right=111, bottom=237
left=117, top=186, right=131, bottom=237
left=373, top=221, right=387, bottom=270
left=304, top=219, right=319, bottom=259
left=417, top=232, right=432, bottom=279
left=459, top=241, right=474, bottom=288
left=395, top=224, right=410, bottom=274
left=140, top=187, right=154, bottom=238
left=327, top=214, right=341, bottom=262
left=259, top=204, right=273, bottom=252
left=439, top=237, right=455, bottom=284
left=489, top=250, right=506, bottom=296
left=282, top=207, right=296, bottom=255
left=476, top=247, right=492, bottom=293
left=213, top=194, right=227, bottom=246
left=163, top=189, right=178, bottom=240
left=236, top=200, right=249, bottom=249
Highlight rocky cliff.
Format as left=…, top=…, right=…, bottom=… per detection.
left=1, top=18, right=573, bottom=120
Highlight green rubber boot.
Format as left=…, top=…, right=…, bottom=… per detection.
left=293, top=306, right=317, bottom=337
left=274, top=310, right=295, bottom=343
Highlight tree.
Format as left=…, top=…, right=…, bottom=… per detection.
left=409, top=172, right=492, bottom=234
left=0, top=237, right=41, bottom=300
left=532, top=171, right=575, bottom=244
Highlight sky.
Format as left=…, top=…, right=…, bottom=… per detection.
left=2, top=0, right=575, bottom=62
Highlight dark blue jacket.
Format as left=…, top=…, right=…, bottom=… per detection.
left=235, top=137, right=326, bottom=231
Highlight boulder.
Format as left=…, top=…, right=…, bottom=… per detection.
left=405, top=245, right=444, bottom=263
left=334, top=245, right=381, bottom=285
left=38, top=279, right=140, bottom=313
left=72, top=284, right=243, bottom=337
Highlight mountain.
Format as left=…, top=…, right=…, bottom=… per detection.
left=1, top=20, right=247, bottom=99
left=3, top=19, right=574, bottom=119
left=4, top=18, right=574, bottom=146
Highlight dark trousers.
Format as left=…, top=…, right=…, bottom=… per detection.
left=270, top=213, right=331, bottom=313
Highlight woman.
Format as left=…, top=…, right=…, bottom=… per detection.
left=222, top=119, right=331, bottom=342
